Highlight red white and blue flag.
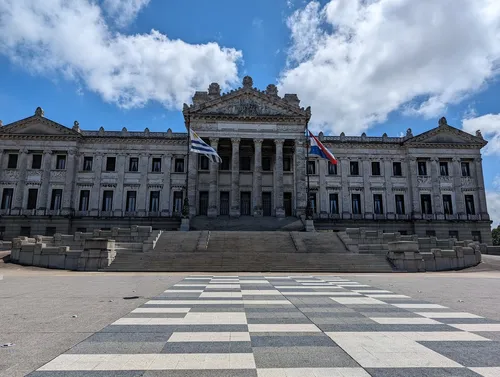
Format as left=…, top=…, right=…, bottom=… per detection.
left=308, top=130, right=337, bottom=165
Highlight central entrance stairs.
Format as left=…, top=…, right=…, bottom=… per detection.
left=103, top=231, right=394, bottom=272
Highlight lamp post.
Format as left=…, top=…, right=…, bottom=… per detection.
left=182, top=113, right=191, bottom=218
left=305, top=120, right=313, bottom=220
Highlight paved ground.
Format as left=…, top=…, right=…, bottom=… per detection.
left=1, top=255, right=500, bottom=376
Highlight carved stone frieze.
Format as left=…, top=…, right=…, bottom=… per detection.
left=417, top=176, right=431, bottom=185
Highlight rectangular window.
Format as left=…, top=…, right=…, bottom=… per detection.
left=149, top=191, right=160, bottom=212
left=262, top=157, right=272, bottom=171
left=126, top=191, right=137, bottom=211
left=426, top=230, right=436, bottom=237
left=174, top=158, right=184, bottom=172
left=27, top=189, right=38, bottom=210
left=309, top=193, right=317, bottom=213
left=173, top=191, right=183, bottom=213
left=371, top=161, right=381, bottom=176
left=393, top=162, right=402, bottom=176
left=439, top=161, right=449, bottom=176
left=129, top=157, right=139, bottom=172
left=56, top=155, right=66, bottom=170
left=395, top=194, right=405, bottom=215
left=449, top=230, right=459, bottom=240
left=307, top=161, right=316, bottom=174
left=352, top=194, right=361, bottom=214
left=83, top=157, right=93, bottom=171
left=106, top=157, right=116, bottom=172
left=45, top=227, right=57, bottom=237
left=240, top=156, right=251, bottom=171
left=283, top=157, right=292, bottom=172
left=79, top=190, right=90, bottom=211
left=20, top=227, right=31, bottom=237
left=102, top=190, right=113, bottom=211
left=418, top=161, right=427, bottom=175
left=329, top=193, right=339, bottom=214
left=151, top=157, right=161, bottom=172
left=328, top=162, right=338, bottom=175
left=465, top=195, right=475, bottom=215
left=471, top=231, right=482, bottom=243
left=32, top=154, right=42, bottom=169
left=443, top=194, right=453, bottom=215
left=421, top=194, right=432, bottom=214
left=461, top=162, right=470, bottom=177
left=199, top=156, right=209, bottom=170
left=50, top=189, right=63, bottom=210
left=1, top=188, right=14, bottom=209
left=220, top=156, right=230, bottom=171
left=350, top=161, right=359, bottom=176
left=7, top=154, right=18, bottom=169
left=373, top=194, right=384, bottom=214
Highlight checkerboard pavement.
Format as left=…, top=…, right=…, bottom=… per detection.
left=28, top=276, right=500, bottom=377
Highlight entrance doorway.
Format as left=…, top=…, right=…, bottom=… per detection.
left=199, top=191, right=208, bottom=215
left=220, top=192, right=229, bottom=215
left=262, top=192, right=272, bottom=216
left=240, top=192, right=251, bottom=215
left=284, top=192, right=292, bottom=216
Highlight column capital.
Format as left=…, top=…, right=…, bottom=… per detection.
left=274, top=139, right=285, bottom=145
left=43, top=149, right=53, bottom=155
left=474, top=157, right=483, bottom=163
left=210, top=137, right=219, bottom=145
left=20, top=147, right=29, bottom=154
left=68, top=148, right=78, bottom=156
left=254, top=138, right=264, bottom=145
left=430, top=157, right=439, bottom=163
left=452, top=157, right=461, bottom=163
left=231, top=138, right=241, bottom=144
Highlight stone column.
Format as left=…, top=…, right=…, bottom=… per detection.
left=295, top=138, right=307, bottom=217
left=188, top=151, right=197, bottom=217
left=230, top=138, right=240, bottom=217
left=475, top=157, right=489, bottom=219
left=430, top=157, right=443, bottom=218
left=207, top=138, right=219, bottom=218
left=274, top=139, right=285, bottom=217
left=13, top=149, right=29, bottom=213
left=161, top=153, right=172, bottom=216
left=319, top=159, right=328, bottom=218
left=341, top=159, right=350, bottom=219
left=408, top=157, right=420, bottom=218
left=452, top=157, right=465, bottom=218
left=253, top=138, right=263, bottom=217
left=384, top=157, right=394, bottom=219
left=114, top=153, right=126, bottom=216
left=62, top=149, right=77, bottom=215
left=137, top=153, right=149, bottom=216
left=89, top=152, right=103, bottom=215
left=362, top=158, right=372, bottom=219
left=39, top=150, right=53, bottom=212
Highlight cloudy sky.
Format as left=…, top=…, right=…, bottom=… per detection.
left=0, top=0, right=498, bottom=226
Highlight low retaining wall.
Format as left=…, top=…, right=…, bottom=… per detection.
left=482, top=245, right=500, bottom=256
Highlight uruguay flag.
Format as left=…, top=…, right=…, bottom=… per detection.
left=309, top=130, right=337, bottom=165
left=190, top=129, right=222, bottom=163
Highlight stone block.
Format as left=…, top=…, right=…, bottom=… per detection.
left=387, top=241, right=419, bottom=253
left=180, top=218, right=190, bottom=232
left=305, top=219, right=315, bottom=232
left=19, top=250, right=34, bottom=265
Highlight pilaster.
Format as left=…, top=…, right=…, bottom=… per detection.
left=341, top=159, right=351, bottom=219
left=408, top=157, right=420, bottom=218
left=230, top=138, right=240, bottom=217
left=452, top=157, right=465, bottom=218
left=384, top=157, right=394, bottom=219
left=62, top=149, right=77, bottom=215
left=208, top=138, right=219, bottom=218
left=362, top=158, right=372, bottom=219
left=295, top=138, right=307, bottom=217
left=430, top=157, right=443, bottom=218
left=39, top=150, right=53, bottom=212
left=475, top=157, right=489, bottom=219
left=137, top=153, right=149, bottom=216
left=161, top=153, right=172, bottom=216
left=188, top=151, right=197, bottom=217
left=89, top=153, right=103, bottom=215
left=318, top=159, right=328, bottom=218
left=274, top=139, right=285, bottom=217
left=114, top=153, right=126, bottom=216
left=13, top=149, right=28, bottom=213
left=253, top=138, right=263, bottom=217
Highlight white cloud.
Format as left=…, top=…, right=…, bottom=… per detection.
left=462, top=114, right=500, bottom=156
left=0, top=0, right=242, bottom=110
left=103, top=0, right=150, bottom=27
left=489, top=175, right=500, bottom=228
left=279, top=0, right=500, bottom=134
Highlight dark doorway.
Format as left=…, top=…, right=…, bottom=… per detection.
left=262, top=192, right=272, bottom=216
left=284, top=192, right=292, bottom=217
left=241, top=192, right=251, bottom=216
left=199, top=191, right=208, bottom=215
left=220, top=192, right=229, bottom=216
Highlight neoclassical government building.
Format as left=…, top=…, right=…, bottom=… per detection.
left=0, top=76, right=492, bottom=243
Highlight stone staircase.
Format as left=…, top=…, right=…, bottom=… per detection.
left=103, top=231, right=394, bottom=272
left=190, top=216, right=304, bottom=231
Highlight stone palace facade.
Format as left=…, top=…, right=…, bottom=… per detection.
left=0, top=76, right=492, bottom=243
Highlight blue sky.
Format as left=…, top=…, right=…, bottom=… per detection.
left=0, top=0, right=499, bottom=225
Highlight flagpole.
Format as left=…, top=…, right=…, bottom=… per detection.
left=305, top=120, right=312, bottom=220
left=182, top=114, right=190, bottom=218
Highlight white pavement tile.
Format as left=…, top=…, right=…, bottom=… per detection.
left=335, top=284, right=371, bottom=288
left=352, top=290, right=392, bottom=293
left=415, top=312, right=483, bottom=319
left=112, top=312, right=247, bottom=325
left=365, top=294, right=410, bottom=299
left=241, top=290, right=282, bottom=295
left=206, top=284, right=241, bottom=289
left=283, top=292, right=362, bottom=296
left=326, top=332, right=464, bottom=368
left=350, top=331, right=489, bottom=341
left=370, top=317, right=442, bottom=325
left=392, top=304, right=448, bottom=309
left=257, top=368, right=371, bottom=377
left=449, top=324, right=500, bottom=331
left=274, top=286, right=342, bottom=289
left=200, top=292, right=243, bottom=298
left=330, top=297, right=387, bottom=305
left=248, top=324, right=321, bottom=332
left=240, top=280, right=271, bottom=284
left=265, top=276, right=292, bottom=279
left=145, top=299, right=292, bottom=305
left=131, top=308, right=191, bottom=313
left=185, top=277, right=212, bottom=280
left=168, top=332, right=251, bottom=342
left=469, top=367, right=500, bottom=377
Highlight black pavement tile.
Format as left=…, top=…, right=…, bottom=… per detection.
left=100, top=325, right=249, bottom=333
left=124, top=313, right=188, bottom=319
left=161, top=341, right=252, bottom=353
left=246, top=317, right=312, bottom=324
left=474, top=332, right=500, bottom=341
left=85, top=332, right=173, bottom=343
left=421, top=341, right=500, bottom=367
left=316, top=324, right=457, bottom=332
left=435, top=318, right=500, bottom=325
left=144, top=370, right=257, bottom=377
left=65, top=341, right=167, bottom=354
left=251, top=335, right=336, bottom=347
left=366, top=368, right=482, bottom=377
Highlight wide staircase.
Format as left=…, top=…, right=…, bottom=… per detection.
left=104, top=231, right=394, bottom=272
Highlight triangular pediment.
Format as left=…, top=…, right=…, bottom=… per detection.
left=0, top=115, right=81, bottom=138
left=405, top=123, right=487, bottom=148
left=185, top=86, right=310, bottom=119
